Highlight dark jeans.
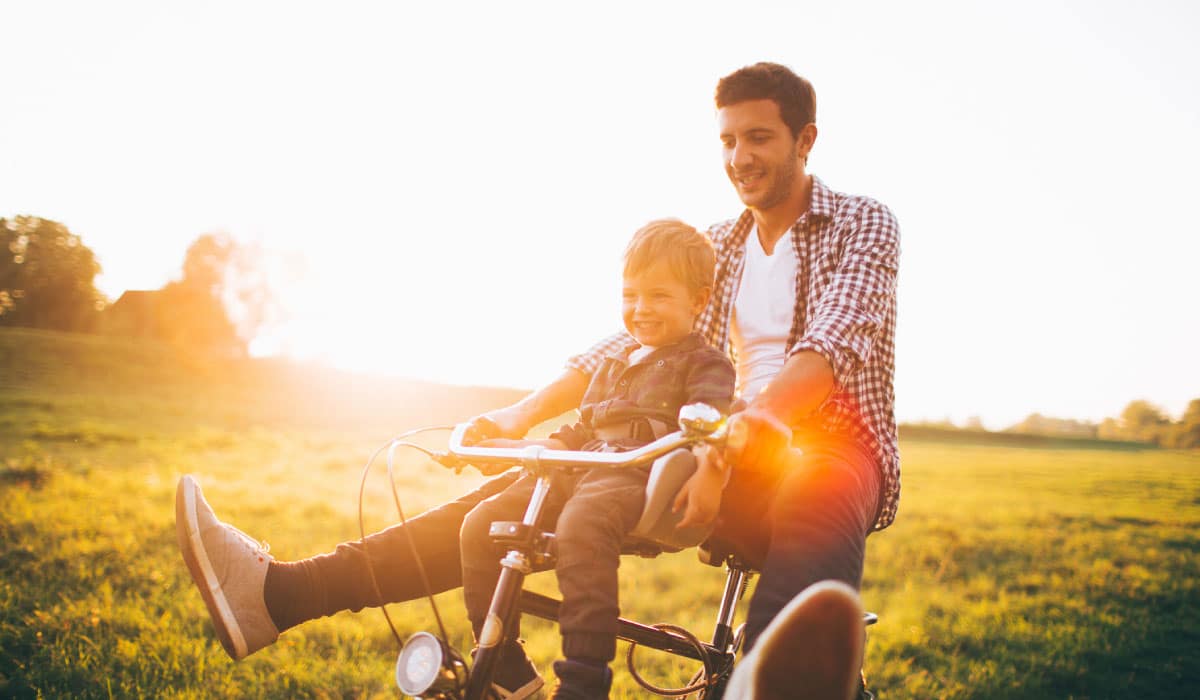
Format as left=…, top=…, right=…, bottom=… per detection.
left=711, top=430, right=881, bottom=650
left=272, top=433, right=880, bottom=656
left=273, top=472, right=522, bottom=623
left=460, top=467, right=649, bottom=661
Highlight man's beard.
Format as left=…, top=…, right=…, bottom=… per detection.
left=758, top=156, right=798, bottom=211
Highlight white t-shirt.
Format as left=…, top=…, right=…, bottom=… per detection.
left=730, top=226, right=798, bottom=402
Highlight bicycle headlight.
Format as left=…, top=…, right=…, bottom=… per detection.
left=395, top=632, right=465, bottom=698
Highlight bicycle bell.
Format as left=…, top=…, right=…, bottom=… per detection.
left=678, top=402, right=723, bottom=437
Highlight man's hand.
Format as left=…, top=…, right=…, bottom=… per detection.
left=727, top=350, right=832, bottom=473
left=672, top=446, right=728, bottom=530
left=723, top=406, right=793, bottom=475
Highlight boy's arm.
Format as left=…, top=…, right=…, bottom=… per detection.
left=683, top=351, right=737, bottom=414
left=463, top=331, right=629, bottom=443
left=462, top=368, right=590, bottom=444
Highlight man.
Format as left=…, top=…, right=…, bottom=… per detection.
left=177, top=62, right=898, bottom=700
left=474, top=62, right=900, bottom=699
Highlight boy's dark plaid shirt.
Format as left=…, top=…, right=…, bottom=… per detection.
left=568, top=176, right=901, bottom=530
left=551, top=333, right=735, bottom=452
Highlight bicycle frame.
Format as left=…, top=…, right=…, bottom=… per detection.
left=393, top=404, right=878, bottom=699
left=455, top=405, right=729, bottom=700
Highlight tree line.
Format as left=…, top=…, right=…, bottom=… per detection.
left=0, top=215, right=273, bottom=356
left=920, top=400, right=1200, bottom=449
left=1093, top=399, right=1200, bottom=449
left=4, top=213, right=1197, bottom=449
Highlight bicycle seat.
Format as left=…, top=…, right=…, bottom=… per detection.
left=624, top=447, right=714, bottom=556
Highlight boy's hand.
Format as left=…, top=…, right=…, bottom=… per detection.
left=672, top=446, right=729, bottom=530
left=462, top=407, right=531, bottom=445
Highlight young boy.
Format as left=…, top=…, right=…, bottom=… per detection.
left=460, top=219, right=735, bottom=699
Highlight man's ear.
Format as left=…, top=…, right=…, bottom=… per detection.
left=796, top=123, right=818, bottom=162
left=691, top=286, right=712, bottom=315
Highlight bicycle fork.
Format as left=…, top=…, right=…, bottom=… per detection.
left=462, top=475, right=554, bottom=700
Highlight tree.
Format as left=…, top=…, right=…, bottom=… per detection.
left=0, top=216, right=103, bottom=331
left=1167, top=398, right=1200, bottom=449
left=1006, top=413, right=1097, bottom=438
left=1120, top=400, right=1171, bottom=445
left=1097, top=417, right=1124, bottom=441
left=155, top=232, right=279, bottom=356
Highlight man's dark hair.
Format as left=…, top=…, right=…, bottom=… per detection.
left=715, top=62, right=816, bottom=140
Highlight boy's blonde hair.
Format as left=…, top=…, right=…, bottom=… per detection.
left=623, top=219, right=716, bottom=294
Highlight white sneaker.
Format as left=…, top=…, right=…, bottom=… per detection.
left=175, top=475, right=279, bottom=660
left=725, top=580, right=865, bottom=700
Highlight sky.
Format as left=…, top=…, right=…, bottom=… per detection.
left=2, top=0, right=1198, bottom=429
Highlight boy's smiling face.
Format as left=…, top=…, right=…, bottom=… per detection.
left=622, top=261, right=709, bottom=349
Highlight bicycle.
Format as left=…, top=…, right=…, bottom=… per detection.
left=388, top=403, right=878, bottom=699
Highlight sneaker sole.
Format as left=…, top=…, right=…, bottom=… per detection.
left=176, top=475, right=248, bottom=660
left=749, top=581, right=864, bottom=700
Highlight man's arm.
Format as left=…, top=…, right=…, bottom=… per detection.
left=751, top=350, right=834, bottom=426
left=727, top=200, right=899, bottom=473
left=791, top=200, right=899, bottom=389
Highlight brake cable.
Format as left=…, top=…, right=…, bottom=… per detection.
left=355, top=426, right=457, bottom=649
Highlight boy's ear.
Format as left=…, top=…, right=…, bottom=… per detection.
left=691, top=286, right=712, bottom=315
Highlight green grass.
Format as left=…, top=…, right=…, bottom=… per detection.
left=1, top=327, right=1197, bottom=698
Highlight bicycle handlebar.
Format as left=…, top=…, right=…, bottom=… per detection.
left=445, top=403, right=728, bottom=472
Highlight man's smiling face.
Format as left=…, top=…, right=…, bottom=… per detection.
left=718, top=98, right=806, bottom=212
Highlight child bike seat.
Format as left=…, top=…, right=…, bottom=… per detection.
left=624, top=448, right=714, bottom=556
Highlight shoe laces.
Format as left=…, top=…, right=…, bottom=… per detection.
left=225, top=519, right=270, bottom=555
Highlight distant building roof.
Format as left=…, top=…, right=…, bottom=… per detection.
left=104, top=290, right=166, bottom=338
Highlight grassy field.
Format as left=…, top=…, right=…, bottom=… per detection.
left=2, top=328, right=1197, bottom=698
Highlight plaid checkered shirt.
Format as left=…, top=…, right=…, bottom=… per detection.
left=568, top=176, right=901, bottom=530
